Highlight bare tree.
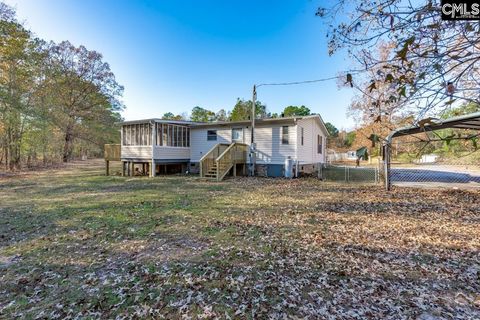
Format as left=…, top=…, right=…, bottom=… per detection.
left=318, top=0, right=480, bottom=121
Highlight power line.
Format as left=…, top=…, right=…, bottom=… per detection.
left=256, top=75, right=342, bottom=88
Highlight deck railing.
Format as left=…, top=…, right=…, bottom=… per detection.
left=199, top=143, right=230, bottom=178
left=199, top=142, right=248, bottom=180
left=104, top=144, right=121, bottom=161
left=215, top=143, right=248, bottom=181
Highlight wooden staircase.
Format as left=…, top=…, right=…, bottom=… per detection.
left=200, top=142, right=248, bottom=181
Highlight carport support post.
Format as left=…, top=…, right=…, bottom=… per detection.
left=384, top=141, right=392, bottom=191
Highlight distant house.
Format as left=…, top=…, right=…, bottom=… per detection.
left=118, top=115, right=329, bottom=180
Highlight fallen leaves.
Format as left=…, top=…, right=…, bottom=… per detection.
left=0, top=162, right=479, bottom=318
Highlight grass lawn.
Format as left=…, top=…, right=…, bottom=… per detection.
left=1, top=160, right=479, bottom=319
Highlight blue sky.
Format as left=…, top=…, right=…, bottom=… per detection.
left=6, top=0, right=356, bottom=129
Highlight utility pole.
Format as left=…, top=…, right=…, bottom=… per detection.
left=249, top=85, right=257, bottom=176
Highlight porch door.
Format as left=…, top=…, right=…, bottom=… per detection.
left=232, top=127, right=244, bottom=143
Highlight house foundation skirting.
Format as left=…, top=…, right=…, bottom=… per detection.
left=121, top=159, right=189, bottom=177
left=189, top=162, right=322, bottom=178
left=121, top=160, right=323, bottom=178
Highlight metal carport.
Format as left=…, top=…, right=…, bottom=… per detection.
left=384, top=112, right=480, bottom=190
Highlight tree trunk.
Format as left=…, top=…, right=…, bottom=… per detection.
left=63, top=124, right=74, bottom=162
left=4, top=145, right=8, bottom=171
left=6, top=126, right=21, bottom=171
left=8, top=139, right=21, bottom=171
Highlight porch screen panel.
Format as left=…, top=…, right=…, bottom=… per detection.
left=155, top=123, right=162, bottom=146
left=179, top=126, right=182, bottom=147
left=168, top=125, right=173, bottom=146
left=163, top=124, right=168, bottom=146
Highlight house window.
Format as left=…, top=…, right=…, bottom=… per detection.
left=317, top=135, right=323, bottom=154
left=301, top=127, right=304, bottom=146
left=282, top=126, right=289, bottom=145
left=232, top=128, right=243, bottom=142
left=207, top=130, right=217, bottom=141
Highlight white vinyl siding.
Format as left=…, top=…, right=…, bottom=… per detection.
left=252, top=125, right=296, bottom=165
left=190, top=124, right=295, bottom=165
left=153, top=146, right=190, bottom=160
left=296, top=118, right=327, bottom=164
left=121, top=146, right=152, bottom=159
left=190, top=127, right=232, bottom=162
left=122, top=145, right=190, bottom=160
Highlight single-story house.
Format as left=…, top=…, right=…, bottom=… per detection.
left=117, top=115, right=329, bottom=179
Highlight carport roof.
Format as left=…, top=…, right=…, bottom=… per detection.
left=389, top=111, right=480, bottom=140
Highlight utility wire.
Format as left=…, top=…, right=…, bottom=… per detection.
left=257, top=75, right=341, bottom=88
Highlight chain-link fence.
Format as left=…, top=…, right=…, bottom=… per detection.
left=387, top=129, right=480, bottom=189
left=318, top=153, right=382, bottom=184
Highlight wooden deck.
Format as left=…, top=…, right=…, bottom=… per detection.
left=104, top=144, right=121, bottom=175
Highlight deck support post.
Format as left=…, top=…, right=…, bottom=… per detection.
left=150, top=161, right=155, bottom=177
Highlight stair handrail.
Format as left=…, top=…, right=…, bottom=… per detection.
left=200, top=143, right=229, bottom=162
left=215, top=142, right=248, bottom=161
left=200, top=143, right=229, bottom=177
left=215, top=142, right=236, bottom=162
left=215, top=142, right=250, bottom=181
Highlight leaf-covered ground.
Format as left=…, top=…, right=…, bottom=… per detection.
left=1, top=160, right=479, bottom=319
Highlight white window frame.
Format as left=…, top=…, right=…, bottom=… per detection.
left=282, top=126, right=289, bottom=145
left=232, top=127, right=243, bottom=142
left=207, top=130, right=217, bottom=141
